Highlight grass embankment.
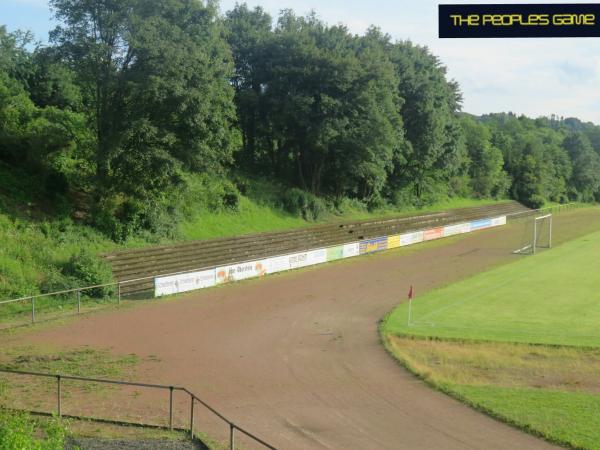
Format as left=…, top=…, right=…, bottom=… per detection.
left=180, top=175, right=504, bottom=240
left=1, top=159, right=504, bottom=303
left=382, top=229, right=600, bottom=449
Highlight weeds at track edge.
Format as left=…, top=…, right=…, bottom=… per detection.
left=386, top=329, right=600, bottom=352
left=378, top=312, right=579, bottom=450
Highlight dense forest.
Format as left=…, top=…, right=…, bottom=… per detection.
left=1, top=1, right=600, bottom=299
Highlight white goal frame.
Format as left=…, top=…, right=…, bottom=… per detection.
left=513, top=213, right=552, bottom=255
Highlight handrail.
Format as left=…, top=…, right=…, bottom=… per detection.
left=0, top=202, right=584, bottom=313
left=0, top=368, right=277, bottom=450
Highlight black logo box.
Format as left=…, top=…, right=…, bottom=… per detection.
left=439, top=3, right=600, bottom=38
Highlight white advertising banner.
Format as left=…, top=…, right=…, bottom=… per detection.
left=216, top=260, right=268, bottom=284
left=400, top=231, right=424, bottom=246
left=287, top=248, right=328, bottom=269
left=286, top=251, right=309, bottom=269
left=306, top=248, right=328, bottom=266
left=266, top=255, right=291, bottom=274
left=154, top=269, right=216, bottom=297
left=342, top=242, right=360, bottom=258
left=443, top=222, right=470, bottom=237
left=491, top=216, right=507, bottom=227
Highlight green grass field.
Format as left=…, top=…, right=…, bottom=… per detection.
left=383, top=228, right=600, bottom=449
left=385, top=229, right=600, bottom=347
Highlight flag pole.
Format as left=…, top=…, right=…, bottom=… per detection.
left=407, top=285, right=413, bottom=326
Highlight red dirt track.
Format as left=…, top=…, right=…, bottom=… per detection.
left=10, top=209, right=600, bottom=449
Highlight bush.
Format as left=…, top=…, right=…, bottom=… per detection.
left=62, top=250, right=114, bottom=298
left=222, top=184, right=240, bottom=211
left=282, top=188, right=326, bottom=220
left=524, top=194, right=545, bottom=209
left=91, top=195, right=181, bottom=243
left=0, top=409, right=69, bottom=450
left=39, top=266, right=79, bottom=294
left=366, top=193, right=386, bottom=212
left=449, top=175, right=474, bottom=198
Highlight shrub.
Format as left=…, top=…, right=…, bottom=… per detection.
left=62, top=250, right=114, bottom=298
left=366, top=193, right=386, bottom=212
left=0, top=409, right=69, bottom=450
left=222, top=184, right=240, bottom=211
left=282, top=188, right=326, bottom=221
left=39, top=266, right=79, bottom=294
left=91, top=195, right=181, bottom=243
left=524, top=194, right=545, bottom=209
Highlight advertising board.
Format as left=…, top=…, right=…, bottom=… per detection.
left=327, top=245, right=344, bottom=261
left=424, top=227, right=444, bottom=241
left=216, top=260, right=268, bottom=284
left=443, top=222, right=470, bottom=237
left=266, top=255, right=291, bottom=274
left=491, top=216, right=507, bottom=227
left=399, top=231, right=424, bottom=246
left=154, top=269, right=216, bottom=297
left=342, top=242, right=360, bottom=258
left=359, top=237, right=388, bottom=254
left=387, top=234, right=401, bottom=249
left=470, top=218, right=493, bottom=231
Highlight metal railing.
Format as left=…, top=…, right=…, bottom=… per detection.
left=0, top=368, right=277, bottom=450
left=0, top=202, right=588, bottom=327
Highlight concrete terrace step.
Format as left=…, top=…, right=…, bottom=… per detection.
left=103, top=201, right=530, bottom=295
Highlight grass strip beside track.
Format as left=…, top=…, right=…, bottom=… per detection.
left=382, top=227, right=600, bottom=449
left=382, top=335, right=600, bottom=450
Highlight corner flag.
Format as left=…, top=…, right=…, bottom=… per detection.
left=407, top=285, right=414, bottom=326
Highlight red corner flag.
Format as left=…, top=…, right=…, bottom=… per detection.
left=408, top=285, right=413, bottom=300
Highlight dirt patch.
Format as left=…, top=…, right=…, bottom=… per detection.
left=4, top=208, right=599, bottom=449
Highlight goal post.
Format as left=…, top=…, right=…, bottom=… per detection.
left=533, top=213, right=552, bottom=253
left=513, top=213, right=552, bottom=255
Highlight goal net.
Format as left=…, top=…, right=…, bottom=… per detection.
left=513, top=213, right=553, bottom=255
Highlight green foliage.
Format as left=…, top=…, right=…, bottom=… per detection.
left=562, top=133, right=600, bottom=202
left=459, top=116, right=510, bottom=199
left=50, top=0, right=239, bottom=230
left=226, top=10, right=405, bottom=200
left=180, top=174, right=242, bottom=216
left=62, top=250, right=114, bottom=298
left=282, top=188, right=327, bottom=221
left=0, top=409, right=68, bottom=450
left=91, top=194, right=182, bottom=243
left=385, top=38, right=464, bottom=197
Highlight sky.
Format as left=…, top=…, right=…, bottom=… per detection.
left=1, top=0, right=599, bottom=124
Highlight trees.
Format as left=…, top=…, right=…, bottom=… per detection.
left=459, top=116, right=509, bottom=199
left=0, top=26, right=91, bottom=197
left=49, top=0, right=238, bottom=201
left=562, top=133, right=600, bottom=201
left=385, top=40, right=464, bottom=198
left=224, top=3, right=272, bottom=165
left=2, top=1, right=600, bottom=243
left=226, top=11, right=404, bottom=202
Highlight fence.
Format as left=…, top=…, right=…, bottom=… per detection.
left=0, top=202, right=587, bottom=328
left=0, top=368, right=277, bottom=450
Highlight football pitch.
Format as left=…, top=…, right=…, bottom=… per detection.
left=385, top=229, right=600, bottom=347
